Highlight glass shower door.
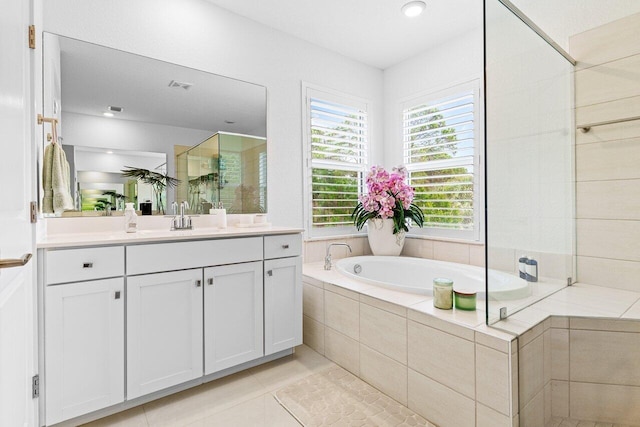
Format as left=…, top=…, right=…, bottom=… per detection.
left=485, top=0, right=575, bottom=324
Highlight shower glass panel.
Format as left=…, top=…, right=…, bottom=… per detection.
left=485, top=0, right=575, bottom=324
left=175, top=132, right=267, bottom=214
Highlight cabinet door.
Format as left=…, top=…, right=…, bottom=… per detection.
left=45, top=278, right=124, bottom=425
left=264, top=257, right=302, bottom=355
left=127, top=269, right=203, bottom=399
left=204, top=261, right=263, bottom=375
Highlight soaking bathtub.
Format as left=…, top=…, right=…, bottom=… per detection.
left=335, top=256, right=531, bottom=300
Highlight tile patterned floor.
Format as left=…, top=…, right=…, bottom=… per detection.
left=83, top=345, right=333, bottom=427
left=546, top=416, right=638, bottom=427
left=83, top=344, right=432, bottom=427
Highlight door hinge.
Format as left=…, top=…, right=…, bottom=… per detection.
left=32, top=374, right=39, bottom=398
left=28, top=25, right=36, bottom=49
left=30, top=201, right=38, bottom=223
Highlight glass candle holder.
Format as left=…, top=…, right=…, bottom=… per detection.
left=433, top=278, right=453, bottom=310
left=454, top=290, right=477, bottom=311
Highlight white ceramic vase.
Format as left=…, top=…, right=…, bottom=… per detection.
left=367, top=218, right=405, bottom=256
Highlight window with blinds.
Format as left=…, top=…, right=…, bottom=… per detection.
left=304, top=86, right=368, bottom=236
left=402, top=81, right=480, bottom=239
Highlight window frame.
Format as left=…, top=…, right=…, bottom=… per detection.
left=400, top=79, right=484, bottom=242
left=302, top=82, right=371, bottom=239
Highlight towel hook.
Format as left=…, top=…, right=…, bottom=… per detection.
left=37, top=114, right=60, bottom=144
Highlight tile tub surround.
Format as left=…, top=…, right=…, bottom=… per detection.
left=493, top=283, right=640, bottom=425
left=302, top=262, right=519, bottom=427
left=304, top=263, right=640, bottom=427
left=303, top=236, right=485, bottom=267
left=515, top=316, right=640, bottom=427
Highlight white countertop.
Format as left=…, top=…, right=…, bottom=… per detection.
left=38, top=225, right=303, bottom=249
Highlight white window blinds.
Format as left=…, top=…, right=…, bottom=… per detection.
left=305, top=88, right=368, bottom=234
left=403, top=82, right=480, bottom=238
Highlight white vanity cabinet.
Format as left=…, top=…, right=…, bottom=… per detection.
left=263, top=234, right=303, bottom=355
left=125, top=236, right=264, bottom=397
left=204, top=261, right=263, bottom=374
left=43, top=247, right=125, bottom=425
left=126, top=269, right=204, bottom=400
left=40, top=230, right=302, bottom=425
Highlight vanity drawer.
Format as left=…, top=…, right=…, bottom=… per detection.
left=126, top=237, right=263, bottom=275
left=46, top=246, right=125, bottom=285
left=264, top=234, right=302, bottom=259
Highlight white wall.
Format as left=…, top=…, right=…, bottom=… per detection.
left=74, top=150, right=165, bottom=174
left=383, top=28, right=484, bottom=168
left=44, top=0, right=384, bottom=228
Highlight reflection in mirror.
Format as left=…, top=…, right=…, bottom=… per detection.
left=71, top=146, right=166, bottom=215
left=176, top=132, right=267, bottom=214
left=42, top=32, right=267, bottom=216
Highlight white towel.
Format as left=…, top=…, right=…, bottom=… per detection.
left=42, top=142, right=73, bottom=214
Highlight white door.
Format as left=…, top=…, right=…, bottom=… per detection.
left=204, top=261, right=263, bottom=375
left=127, top=269, right=203, bottom=399
left=0, top=0, right=37, bottom=426
left=264, top=257, right=302, bottom=355
left=45, top=278, right=124, bottom=425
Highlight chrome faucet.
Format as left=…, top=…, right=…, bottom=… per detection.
left=324, top=243, right=352, bottom=270
left=171, top=201, right=192, bottom=230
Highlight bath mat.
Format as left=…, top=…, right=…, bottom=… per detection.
left=274, top=365, right=432, bottom=426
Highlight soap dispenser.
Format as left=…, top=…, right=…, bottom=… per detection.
left=124, top=202, right=138, bottom=233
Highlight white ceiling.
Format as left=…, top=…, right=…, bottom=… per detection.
left=204, top=0, right=483, bottom=70
left=205, top=0, right=640, bottom=69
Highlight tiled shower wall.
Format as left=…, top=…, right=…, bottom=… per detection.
left=304, top=236, right=485, bottom=266
left=572, top=12, right=640, bottom=291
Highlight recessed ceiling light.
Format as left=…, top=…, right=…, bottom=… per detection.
left=103, top=112, right=114, bottom=117
left=402, top=1, right=426, bottom=17
left=106, top=151, right=114, bottom=154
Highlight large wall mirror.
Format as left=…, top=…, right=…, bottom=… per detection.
left=42, top=33, right=267, bottom=217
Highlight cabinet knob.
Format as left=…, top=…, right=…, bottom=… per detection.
left=282, top=244, right=290, bottom=249
left=115, top=291, right=121, bottom=300
left=207, top=278, right=214, bottom=286
left=267, top=270, right=273, bottom=277
left=195, top=280, right=202, bottom=287
left=82, top=262, right=93, bottom=268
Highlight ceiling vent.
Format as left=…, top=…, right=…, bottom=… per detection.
left=168, top=80, right=193, bottom=90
